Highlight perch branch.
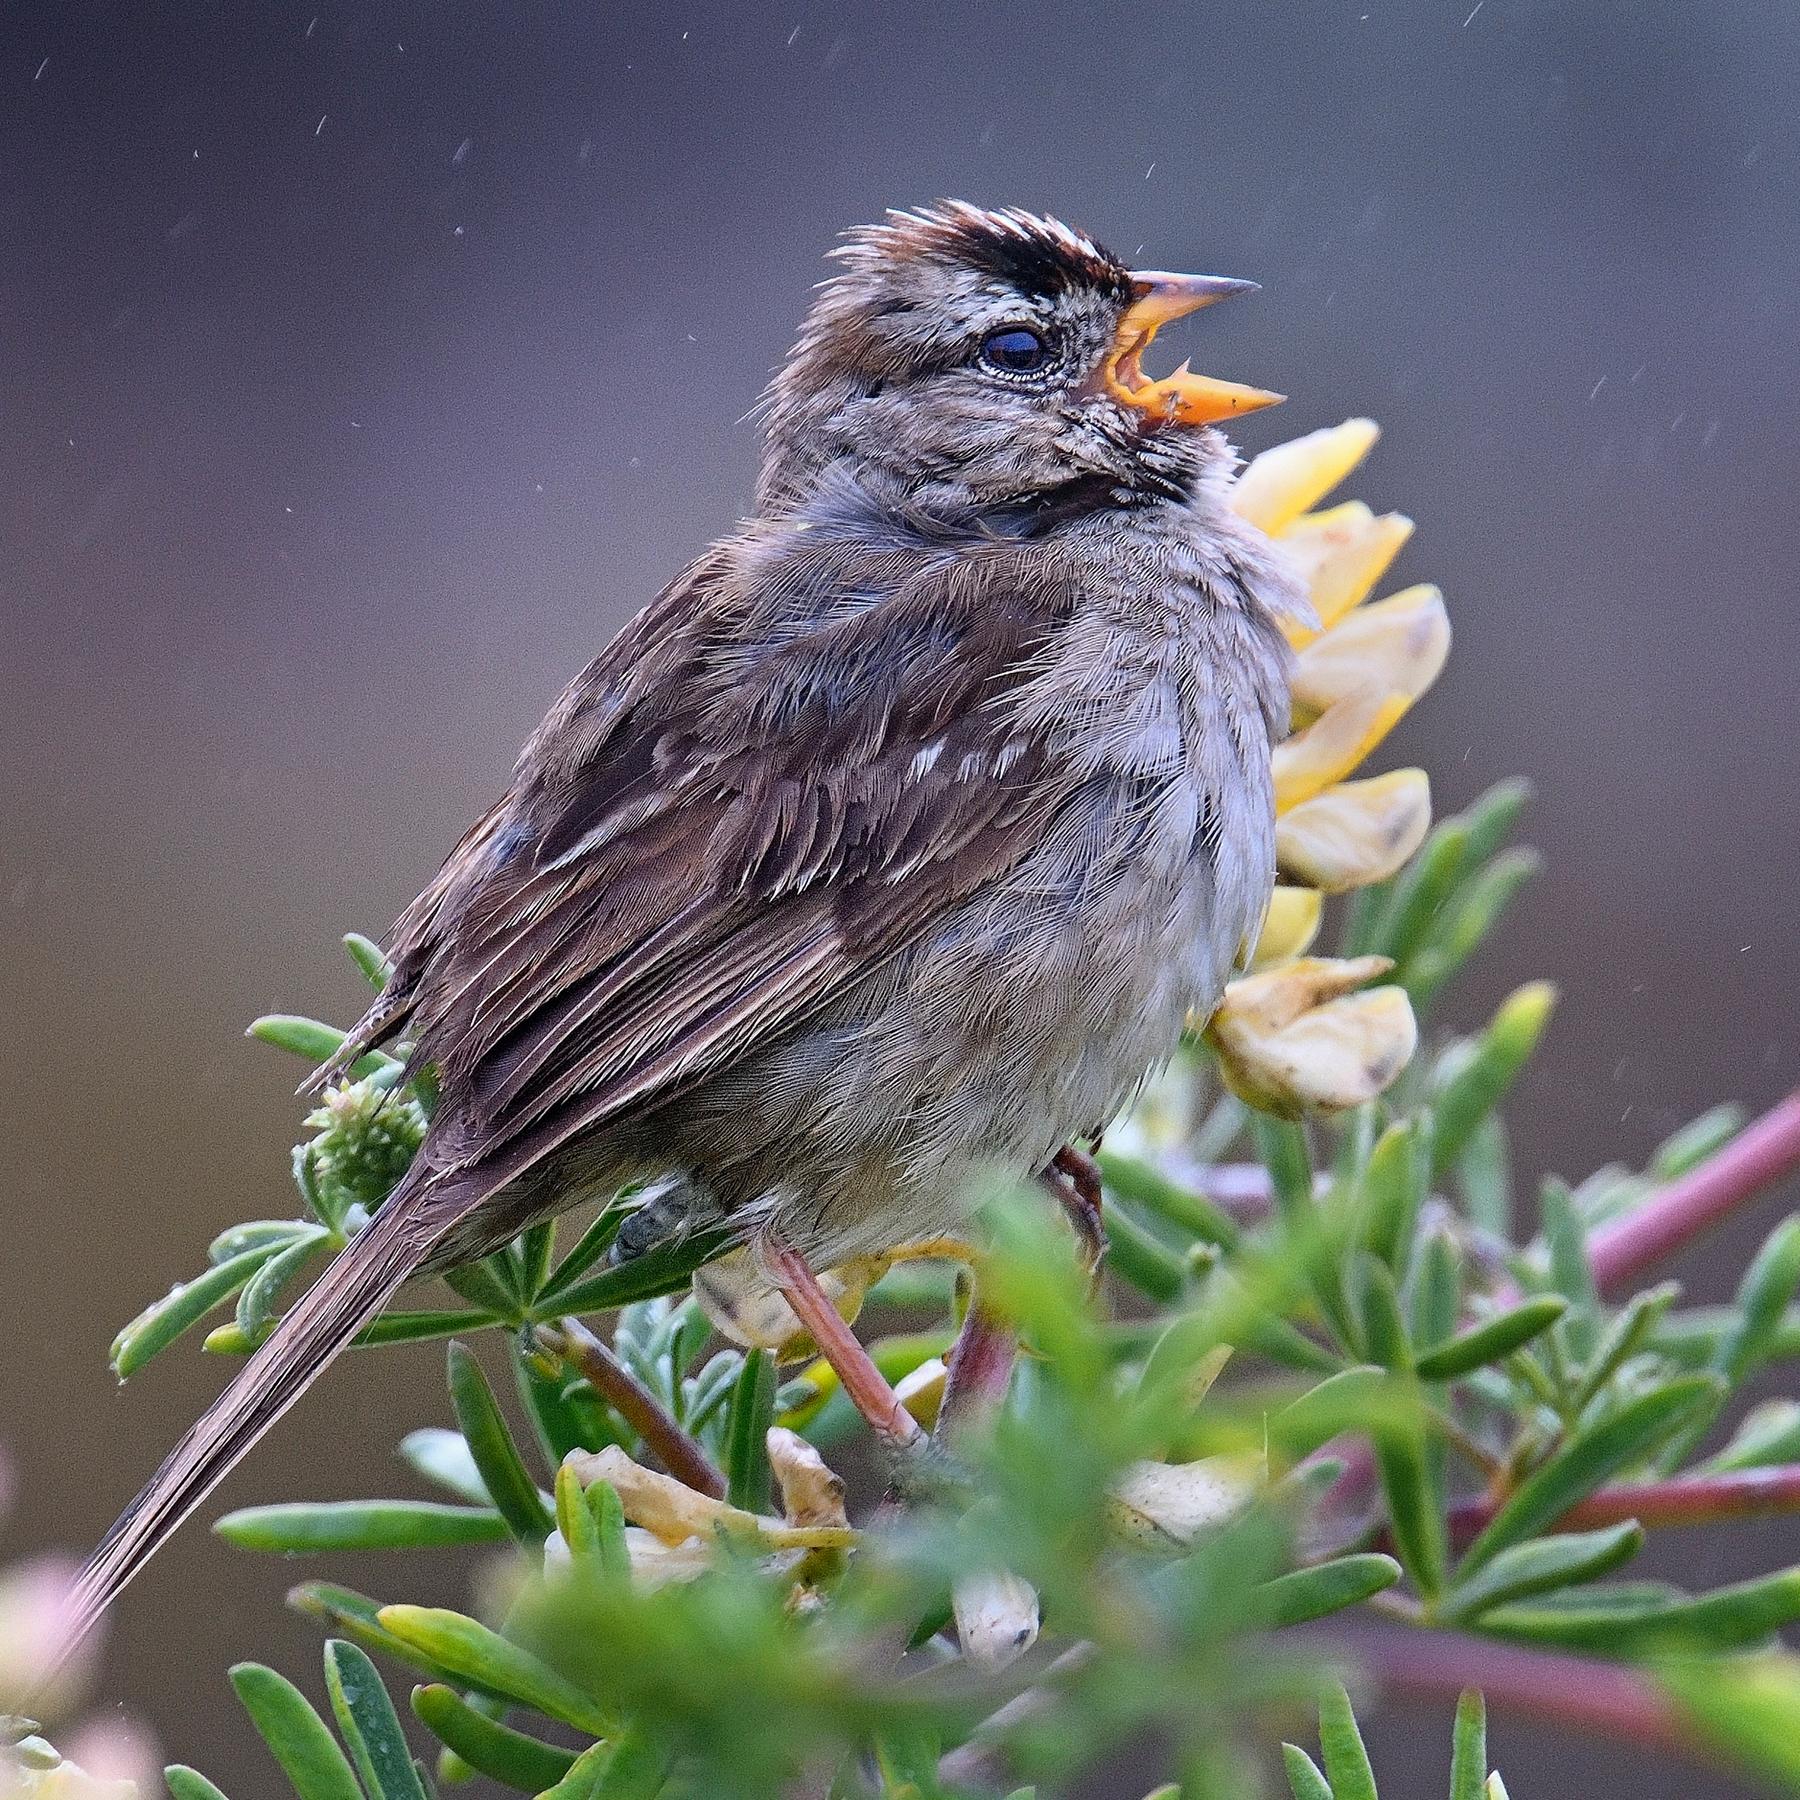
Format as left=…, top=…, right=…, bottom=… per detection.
left=539, top=1317, right=726, bottom=1500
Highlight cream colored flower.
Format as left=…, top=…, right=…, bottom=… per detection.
left=1207, top=956, right=1417, bottom=1120
left=1107, top=1451, right=1261, bottom=1550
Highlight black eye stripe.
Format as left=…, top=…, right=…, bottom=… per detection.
left=979, top=325, right=1054, bottom=376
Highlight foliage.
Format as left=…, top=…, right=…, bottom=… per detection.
left=43, top=778, right=1793, bottom=1799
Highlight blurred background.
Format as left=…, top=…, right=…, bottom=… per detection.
left=2, top=1, right=1797, bottom=1792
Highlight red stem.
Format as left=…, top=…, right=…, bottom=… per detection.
left=1442, top=1462, right=1800, bottom=1546
left=1312, top=1621, right=1693, bottom=1756
left=1589, top=1087, right=1800, bottom=1298
left=549, top=1317, right=726, bottom=1500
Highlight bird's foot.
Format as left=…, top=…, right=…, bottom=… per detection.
left=1041, top=1141, right=1107, bottom=1277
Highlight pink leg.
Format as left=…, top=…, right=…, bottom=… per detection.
left=762, top=1238, right=925, bottom=1451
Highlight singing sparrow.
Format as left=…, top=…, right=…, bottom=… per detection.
left=70, top=202, right=1302, bottom=1643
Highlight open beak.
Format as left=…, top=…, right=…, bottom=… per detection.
left=1102, top=269, right=1284, bottom=426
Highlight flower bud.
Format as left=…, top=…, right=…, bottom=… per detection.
left=1207, top=957, right=1418, bottom=1119
left=892, top=1357, right=949, bottom=1431
left=302, top=1077, right=424, bottom=1215
left=765, top=1428, right=848, bottom=1529
left=1248, top=886, right=1323, bottom=971
left=1276, top=770, right=1432, bottom=893
left=952, top=1568, right=1040, bottom=1671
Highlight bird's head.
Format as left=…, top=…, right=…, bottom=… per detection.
left=756, top=201, right=1282, bottom=515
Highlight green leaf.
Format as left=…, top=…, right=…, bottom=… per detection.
left=1540, top=1178, right=1599, bottom=1359
left=555, top=1462, right=599, bottom=1565
left=235, top=1229, right=330, bottom=1343
left=1658, top=1649, right=1800, bottom=1793
left=1483, top=1565, right=1800, bottom=1655
left=1355, top=1258, right=1412, bottom=1373
left=375, top=1606, right=611, bottom=1735
left=1415, top=1298, right=1567, bottom=1380
left=588, top=1479, right=631, bottom=1581
left=288, top=1583, right=470, bottom=1690
left=227, top=1663, right=364, bottom=1800
left=442, top=1260, right=527, bottom=1322
left=1378, top=816, right=1471, bottom=968
left=1281, top=1744, right=1335, bottom=1800
left=538, top=1743, right=612, bottom=1800
left=1096, top=1151, right=1240, bottom=1250
left=1103, top=1203, right=1189, bottom=1302
left=1317, top=1682, right=1378, bottom=1800
left=1360, top=1117, right=1426, bottom=1273
left=1252, top=1555, right=1401, bottom=1628
left=1270, top=1367, right=1391, bottom=1464
left=1253, top=1117, right=1315, bottom=1221
left=725, top=1348, right=778, bottom=1514
left=250, top=1013, right=396, bottom=1078
left=1458, top=1375, right=1721, bottom=1573
left=210, top=1219, right=311, bottom=1264
left=325, top=1641, right=428, bottom=1800
left=1719, top=1216, right=1800, bottom=1387
left=112, top=1244, right=284, bottom=1378
left=1429, top=984, right=1555, bottom=1179
left=590, top=1727, right=673, bottom=1798
left=1449, top=1689, right=1486, bottom=1800
left=1459, top=777, right=1533, bottom=868
left=216, top=1500, right=509, bottom=1553
left=534, top=1204, right=632, bottom=1309
left=344, top=932, right=393, bottom=990
left=1705, top=1399, right=1800, bottom=1473
left=1441, top=1522, right=1644, bottom=1622
left=1455, top=1113, right=1513, bottom=1238
left=411, top=1683, right=580, bottom=1791
left=165, top=1770, right=234, bottom=1800
left=1569, top=1282, right=1679, bottom=1417
left=1404, top=849, right=1542, bottom=1006
left=1650, top=1103, right=1744, bottom=1179
left=533, top=1225, right=735, bottom=1318
left=446, top=1342, right=553, bottom=1543
left=1408, top=1227, right=1464, bottom=1367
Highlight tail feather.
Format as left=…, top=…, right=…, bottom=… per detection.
left=58, top=1164, right=495, bottom=1668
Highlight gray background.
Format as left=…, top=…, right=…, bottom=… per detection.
left=2, top=1, right=1797, bottom=1792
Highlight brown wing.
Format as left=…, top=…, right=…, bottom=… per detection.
left=327, top=533, right=1080, bottom=1182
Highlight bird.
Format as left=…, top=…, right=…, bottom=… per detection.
left=65, top=201, right=1305, bottom=1654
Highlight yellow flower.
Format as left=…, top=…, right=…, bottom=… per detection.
left=1233, top=418, right=1449, bottom=950
left=1221, top=419, right=1441, bottom=1110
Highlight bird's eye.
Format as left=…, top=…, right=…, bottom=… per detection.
left=979, top=325, right=1054, bottom=376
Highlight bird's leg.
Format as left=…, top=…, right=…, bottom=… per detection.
left=761, top=1237, right=926, bottom=1452
left=1042, top=1141, right=1108, bottom=1275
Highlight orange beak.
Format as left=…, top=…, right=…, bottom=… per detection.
left=1102, top=269, right=1284, bottom=426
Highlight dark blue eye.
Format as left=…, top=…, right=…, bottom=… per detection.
left=979, top=325, right=1053, bottom=375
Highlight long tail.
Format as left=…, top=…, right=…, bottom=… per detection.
left=58, top=1162, right=496, bottom=1667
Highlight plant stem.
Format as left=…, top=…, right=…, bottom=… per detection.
left=1310, top=1621, right=1693, bottom=1756
left=540, top=1317, right=726, bottom=1500
left=939, top=1296, right=1017, bottom=1441
left=1589, top=1087, right=1800, bottom=1297
left=1440, top=1461, right=1800, bottom=1544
